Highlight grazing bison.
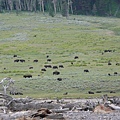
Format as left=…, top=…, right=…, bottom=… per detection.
left=110, top=91, right=116, bottom=93
left=13, top=55, right=17, bottom=57
left=53, top=66, right=58, bottom=69
left=33, top=59, right=38, bottom=62
left=108, top=73, right=111, bottom=76
left=20, top=59, right=25, bottom=62
left=46, top=55, right=49, bottom=58
left=59, top=65, right=64, bottom=68
left=14, top=59, right=19, bottom=62
left=44, top=65, right=52, bottom=68
left=104, top=50, right=112, bottom=52
left=29, top=66, right=33, bottom=69
left=53, top=71, right=60, bottom=75
left=41, top=68, right=46, bottom=71
left=84, top=69, right=89, bottom=72
left=23, top=74, right=32, bottom=78
left=57, top=78, right=62, bottom=81
left=114, top=72, right=118, bottom=75
left=88, top=91, right=94, bottom=94
left=47, top=59, right=51, bottom=62
left=108, top=62, right=112, bottom=65
left=74, top=56, right=79, bottom=59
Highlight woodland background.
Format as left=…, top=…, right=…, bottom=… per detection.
left=0, top=0, right=120, bottom=17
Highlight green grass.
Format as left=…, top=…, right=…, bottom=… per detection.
left=0, top=12, right=120, bottom=98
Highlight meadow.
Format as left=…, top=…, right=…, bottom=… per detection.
left=0, top=12, right=120, bottom=99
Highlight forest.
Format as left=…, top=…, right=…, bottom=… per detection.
left=0, top=0, right=120, bottom=17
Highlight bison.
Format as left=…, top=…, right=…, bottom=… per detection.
left=114, top=72, right=118, bottom=75
left=88, top=91, right=94, bottom=94
left=23, top=74, right=32, bottom=78
left=47, top=59, right=51, bottom=62
left=33, top=59, right=38, bottom=62
left=44, top=65, right=52, bottom=68
left=20, top=59, right=25, bottom=62
left=108, top=62, right=112, bottom=65
left=14, top=59, right=19, bottom=62
left=13, top=55, right=17, bottom=57
left=74, top=56, right=79, bottom=59
left=59, top=65, right=64, bottom=68
left=53, top=66, right=58, bottom=69
left=84, top=69, right=89, bottom=72
left=29, top=67, right=33, bottom=69
left=41, top=68, right=46, bottom=71
left=53, top=71, right=60, bottom=75
left=57, top=78, right=62, bottom=81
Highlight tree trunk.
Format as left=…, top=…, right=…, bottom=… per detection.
left=41, top=0, right=44, bottom=14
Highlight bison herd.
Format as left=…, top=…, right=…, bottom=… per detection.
left=12, top=53, right=119, bottom=95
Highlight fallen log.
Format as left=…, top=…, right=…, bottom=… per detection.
left=108, top=104, right=120, bottom=110
left=51, top=108, right=69, bottom=113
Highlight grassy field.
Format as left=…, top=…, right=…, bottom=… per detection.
left=0, top=12, right=120, bottom=99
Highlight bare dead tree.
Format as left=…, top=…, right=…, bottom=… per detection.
left=0, top=77, right=15, bottom=95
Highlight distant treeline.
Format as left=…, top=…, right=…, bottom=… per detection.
left=0, top=0, right=120, bottom=17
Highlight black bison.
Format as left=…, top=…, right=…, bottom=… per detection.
left=53, top=66, right=58, bottom=69
left=14, top=59, right=19, bottom=62
left=104, top=50, right=112, bottom=52
left=20, top=59, right=25, bottom=62
left=108, top=62, right=112, bottom=65
left=13, top=55, right=17, bottom=57
left=46, top=55, right=49, bottom=58
left=29, top=67, right=33, bottom=69
left=110, top=91, right=116, bottom=93
left=23, top=74, right=32, bottom=78
left=44, top=65, right=52, bottom=68
left=88, top=91, right=94, bottom=94
left=57, top=78, right=62, bottom=81
left=84, top=69, right=89, bottom=72
left=59, top=65, right=64, bottom=68
left=114, top=72, right=118, bottom=75
left=33, top=59, right=38, bottom=62
left=74, top=56, right=79, bottom=59
left=41, top=68, right=46, bottom=71
left=53, top=71, right=60, bottom=75
left=47, top=59, right=51, bottom=62
left=108, top=73, right=111, bottom=76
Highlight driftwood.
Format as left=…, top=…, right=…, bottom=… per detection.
left=51, top=108, right=69, bottom=113
left=108, top=104, right=120, bottom=110
left=0, top=93, right=120, bottom=119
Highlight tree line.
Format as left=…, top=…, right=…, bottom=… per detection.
left=0, top=0, right=120, bottom=17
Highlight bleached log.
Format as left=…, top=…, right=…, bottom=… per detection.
left=108, top=104, right=120, bottom=110
left=51, top=108, right=69, bottom=113
left=10, top=110, right=32, bottom=119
